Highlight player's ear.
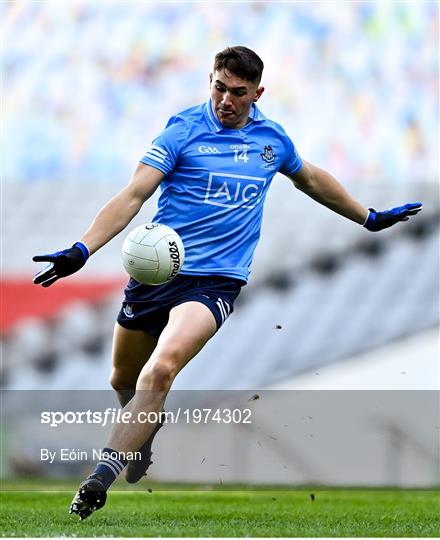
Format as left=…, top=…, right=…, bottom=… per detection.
left=209, top=73, right=213, bottom=87
left=254, top=86, right=265, bottom=102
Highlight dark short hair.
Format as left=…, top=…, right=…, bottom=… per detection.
left=213, top=46, right=264, bottom=84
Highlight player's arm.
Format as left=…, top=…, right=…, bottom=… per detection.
left=33, top=164, right=164, bottom=287
left=287, top=160, right=368, bottom=224
left=286, top=160, right=422, bottom=230
left=80, top=164, right=164, bottom=255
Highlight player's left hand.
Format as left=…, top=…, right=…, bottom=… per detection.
left=33, top=242, right=89, bottom=287
left=363, top=202, right=422, bottom=232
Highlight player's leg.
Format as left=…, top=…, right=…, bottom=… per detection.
left=70, top=323, right=158, bottom=520
left=70, top=301, right=217, bottom=519
left=107, top=300, right=216, bottom=452
left=109, top=322, right=164, bottom=483
left=109, top=322, right=158, bottom=406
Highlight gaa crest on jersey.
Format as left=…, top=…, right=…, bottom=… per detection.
left=261, top=145, right=276, bottom=164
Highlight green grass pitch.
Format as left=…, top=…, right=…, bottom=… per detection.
left=1, top=480, right=439, bottom=537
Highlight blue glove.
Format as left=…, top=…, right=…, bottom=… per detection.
left=363, top=202, right=422, bottom=232
left=33, top=241, right=90, bottom=287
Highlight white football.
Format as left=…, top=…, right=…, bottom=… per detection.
left=121, top=223, right=185, bottom=285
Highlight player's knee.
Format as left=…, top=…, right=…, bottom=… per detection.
left=137, top=341, right=185, bottom=390
left=109, top=367, right=137, bottom=392
left=138, top=361, right=176, bottom=392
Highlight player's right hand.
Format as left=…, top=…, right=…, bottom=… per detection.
left=33, top=242, right=90, bottom=287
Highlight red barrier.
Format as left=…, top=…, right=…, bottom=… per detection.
left=1, top=277, right=125, bottom=334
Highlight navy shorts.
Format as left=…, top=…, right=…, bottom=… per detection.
left=117, top=274, right=244, bottom=338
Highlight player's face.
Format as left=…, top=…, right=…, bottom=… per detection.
left=210, top=69, right=264, bottom=129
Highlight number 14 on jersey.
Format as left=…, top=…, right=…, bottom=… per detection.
left=233, top=148, right=249, bottom=163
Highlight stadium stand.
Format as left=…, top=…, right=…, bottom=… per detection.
left=2, top=2, right=438, bottom=393
left=2, top=215, right=438, bottom=390
left=3, top=2, right=438, bottom=184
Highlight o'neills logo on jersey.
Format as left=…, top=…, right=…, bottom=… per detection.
left=204, top=172, right=266, bottom=210
left=167, top=241, right=181, bottom=280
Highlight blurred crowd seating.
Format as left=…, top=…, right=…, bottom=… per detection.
left=2, top=177, right=438, bottom=390
left=2, top=214, right=438, bottom=390
left=4, top=2, right=438, bottom=184
left=3, top=177, right=438, bottom=278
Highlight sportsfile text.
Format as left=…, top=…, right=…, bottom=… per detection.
left=41, top=408, right=252, bottom=427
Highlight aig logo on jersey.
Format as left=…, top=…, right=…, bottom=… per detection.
left=204, top=172, right=266, bottom=209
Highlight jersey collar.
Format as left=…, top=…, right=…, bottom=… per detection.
left=204, top=99, right=264, bottom=133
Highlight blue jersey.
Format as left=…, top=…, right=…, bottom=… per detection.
left=140, top=100, right=302, bottom=283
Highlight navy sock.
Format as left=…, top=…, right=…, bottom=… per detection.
left=89, top=447, right=128, bottom=490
